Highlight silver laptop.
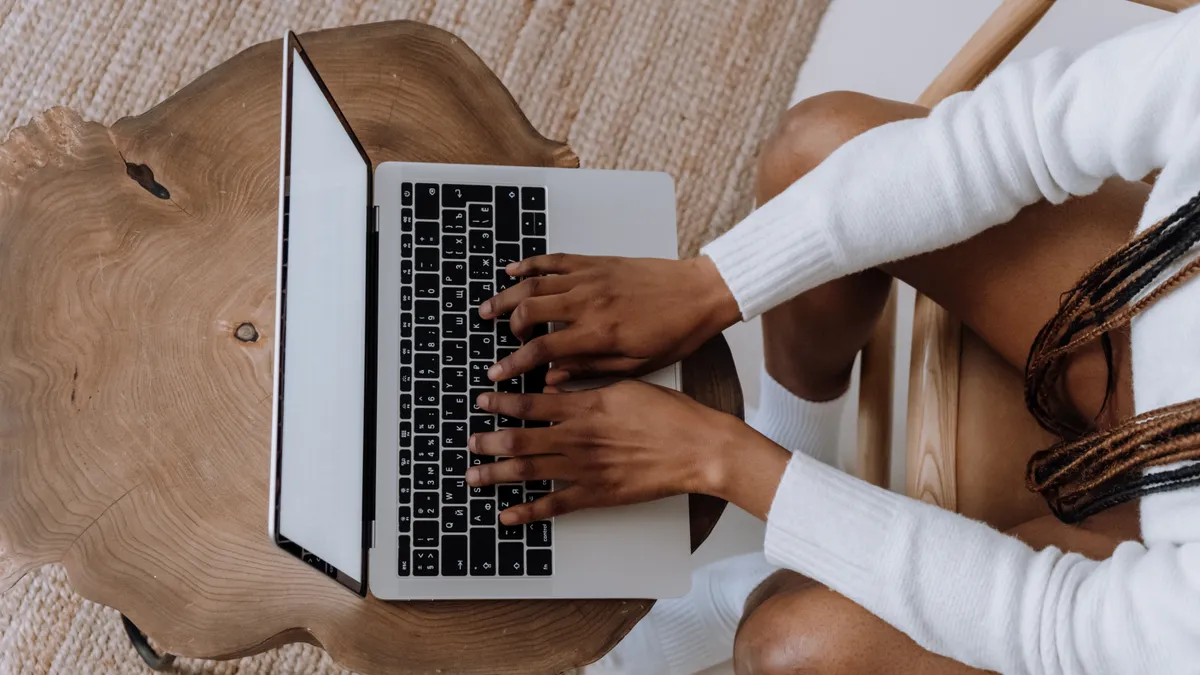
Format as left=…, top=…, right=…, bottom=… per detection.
left=267, top=32, right=691, bottom=600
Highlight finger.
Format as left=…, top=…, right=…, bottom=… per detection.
left=541, top=355, right=645, bottom=382
left=499, top=486, right=587, bottom=525
left=480, top=274, right=574, bottom=319
left=509, top=296, right=574, bottom=342
left=475, top=391, right=577, bottom=421
left=506, top=253, right=589, bottom=278
left=469, top=426, right=560, bottom=457
left=466, top=454, right=574, bottom=488
left=489, top=330, right=593, bottom=381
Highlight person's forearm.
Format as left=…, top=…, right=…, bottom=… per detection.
left=703, top=418, right=791, bottom=520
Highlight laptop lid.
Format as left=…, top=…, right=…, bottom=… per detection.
left=271, top=31, right=377, bottom=595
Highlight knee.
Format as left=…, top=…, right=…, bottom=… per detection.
left=733, top=585, right=872, bottom=675
left=756, top=91, right=880, bottom=201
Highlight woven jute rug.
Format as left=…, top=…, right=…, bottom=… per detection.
left=0, top=0, right=827, bottom=672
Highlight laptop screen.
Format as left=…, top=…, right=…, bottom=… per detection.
left=272, top=32, right=373, bottom=592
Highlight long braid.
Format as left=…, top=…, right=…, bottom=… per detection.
left=1024, top=190, right=1200, bottom=523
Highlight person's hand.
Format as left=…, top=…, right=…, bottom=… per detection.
left=479, top=254, right=740, bottom=385
left=465, top=381, right=790, bottom=525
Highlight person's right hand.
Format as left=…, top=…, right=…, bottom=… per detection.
left=479, top=254, right=741, bottom=384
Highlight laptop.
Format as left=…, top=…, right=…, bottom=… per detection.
left=267, top=31, right=691, bottom=600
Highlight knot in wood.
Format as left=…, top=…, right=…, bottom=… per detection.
left=234, top=323, right=259, bottom=342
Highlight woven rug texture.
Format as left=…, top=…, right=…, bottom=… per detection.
left=0, top=0, right=828, bottom=672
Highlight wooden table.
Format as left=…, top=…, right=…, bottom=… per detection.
left=0, top=22, right=739, bottom=675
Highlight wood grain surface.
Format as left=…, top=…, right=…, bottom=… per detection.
left=0, top=22, right=735, bottom=675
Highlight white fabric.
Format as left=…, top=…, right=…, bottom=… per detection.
left=703, top=7, right=1200, bottom=674
left=750, top=367, right=845, bottom=466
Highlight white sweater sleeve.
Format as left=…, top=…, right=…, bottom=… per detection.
left=701, top=8, right=1200, bottom=319
left=765, top=454, right=1200, bottom=674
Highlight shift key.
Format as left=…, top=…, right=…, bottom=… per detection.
left=470, top=527, right=496, bottom=576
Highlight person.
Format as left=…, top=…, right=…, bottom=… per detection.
left=467, top=7, right=1200, bottom=675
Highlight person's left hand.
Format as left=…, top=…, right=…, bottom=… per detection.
left=465, top=380, right=770, bottom=525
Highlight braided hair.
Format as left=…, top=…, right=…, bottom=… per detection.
left=1024, top=190, right=1200, bottom=524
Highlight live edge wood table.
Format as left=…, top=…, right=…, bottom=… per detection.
left=0, top=22, right=739, bottom=675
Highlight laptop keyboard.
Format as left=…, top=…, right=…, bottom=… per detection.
left=396, top=181, right=553, bottom=578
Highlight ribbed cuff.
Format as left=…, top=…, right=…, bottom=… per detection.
left=750, top=368, right=845, bottom=466
left=763, top=453, right=901, bottom=607
left=652, top=596, right=727, bottom=675
left=701, top=192, right=842, bottom=320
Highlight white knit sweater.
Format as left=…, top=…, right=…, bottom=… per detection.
left=701, top=8, right=1200, bottom=675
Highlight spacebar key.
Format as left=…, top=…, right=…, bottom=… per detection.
left=470, top=527, right=496, bottom=576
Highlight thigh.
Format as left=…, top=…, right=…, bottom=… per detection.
left=733, top=508, right=1140, bottom=675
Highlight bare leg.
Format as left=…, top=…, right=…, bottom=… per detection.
left=734, top=91, right=1143, bottom=674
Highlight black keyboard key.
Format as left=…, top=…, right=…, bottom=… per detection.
left=496, top=268, right=516, bottom=292
left=469, top=451, right=494, bottom=468
left=442, top=367, right=467, bottom=393
left=469, top=281, right=495, bottom=306
left=399, top=422, right=412, bottom=447
left=401, top=184, right=413, bottom=206
left=442, top=311, right=466, bottom=339
left=469, top=255, right=492, bottom=281
left=496, top=321, right=518, bottom=348
left=398, top=506, right=412, bottom=532
left=415, top=300, right=438, bottom=325
left=521, top=212, right=546, bottom=236
left=500, top=542, right=525, bottom=576
left=497, top=186, right=519, bottom=232
left=498, top=412, right=522, bottom=428
left=416, top=272, right=439, bottom=298
left=469, top=229, right=493, bottom=254
left=399, top=450, right=412, bottom=475
left=470, top=528, right=496, bottom=576
left=401, top=233, right=414, bottom=258
left=471, top=498, right=496, bottom=526
left=444, top=184, right=492, bottom=207
left=442, top=208, right=467, bottom=233
left=414, top=549, right=438, bottom=576
left=443, top=341, right=467, bottom=366
left=401, top=314, right=413, bottom=338
left=401, top=366, right=413, bottom=393
left=443, top=420, right=468, bottom=448
left=495, top=243, right=520, bottom=269
left=415, top=519, right=440, bottom=547
left=442, top=534, right=469, bottom=576
left=521, top=186, right=546, bottom=210
left=415, top=491, right=438, bottom=517
left=443, top=235, right=466, bottom=259
left=469, top=362, right=490, bottom=388
left=442, top=286, right=467, bottom=313
left=468, top=308, right=493, bottom=334
left=415, top=463, right=438, bottom=490
left=401, top=207, right=414, bottom=232
left=528, top=520, right=552, bottom=547
left=443, top=449, right=468, bottom=475
left=415, top=183, right=439, bottom=219
left=416, top=247, right=439, bottom=272
left=470, top=334, right=494, bottom=360
left=416, top=326, right=438, bottom=352
left=416, top=380, right=439, bottom=407
left=420, top=403, right=444, bottom=429
left=443, top=260, right=467, bottom=286
left=416, top=354, right=438, bottom=379
left=523, top=237, right=546, bottom=259
left=498, top=374, right=522, bottom=394
left=442, top=505, right=468, bottom=532
left=416, top=221, right=439, bottom=246
left=469, top=203, right=494, bottom=227
left=398, top=536, right=411, bottom=576
left=443, top=394, right=468, bottom=420
left=527, top=480, right=551, bottom=492
left=401, top=285, right=413, bottom=311
left=527, top=549, right=552, bottom=576
left=498, top=484, right=523, bottom=512
left=399, top=478, right=413, bottom=502
left=524, top=365, right=548, bottom=394
left=470, top=413, right=495, bottom=434
left=443, top=478, right=467, bottom=504
left=470, top=482, right=496, bottom=499
left=400, top=339, right=413, bottom=365
left=415, top=436, right=438, bottom=462
left=401, top=259, right=413, bottom=285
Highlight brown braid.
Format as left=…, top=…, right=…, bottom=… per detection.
left=1024, top=190, right=1200, bottom=524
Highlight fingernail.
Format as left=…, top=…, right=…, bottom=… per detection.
left=498, top=511, right=513, bottom=525
left=466, top=467, right=479, bottom=485
left=479, top=300, right=491, bottom=316
left=505, top=263, right=518, bottom=274
left=468, top=435, right=477, bottom=451
left=488, top=363, right=503, bottom=380
left=478, top=392, right=492, bottom=409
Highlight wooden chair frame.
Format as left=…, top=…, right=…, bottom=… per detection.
left=855, top=0, right=1194, bottom=506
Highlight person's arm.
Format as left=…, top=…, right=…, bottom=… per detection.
left=721, top=450, right=1200, bottom=675
left=702, top=7, right=1200, bottom=319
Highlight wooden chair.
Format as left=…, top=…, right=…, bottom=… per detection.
left=856, top=0, right=1195, bottom=527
